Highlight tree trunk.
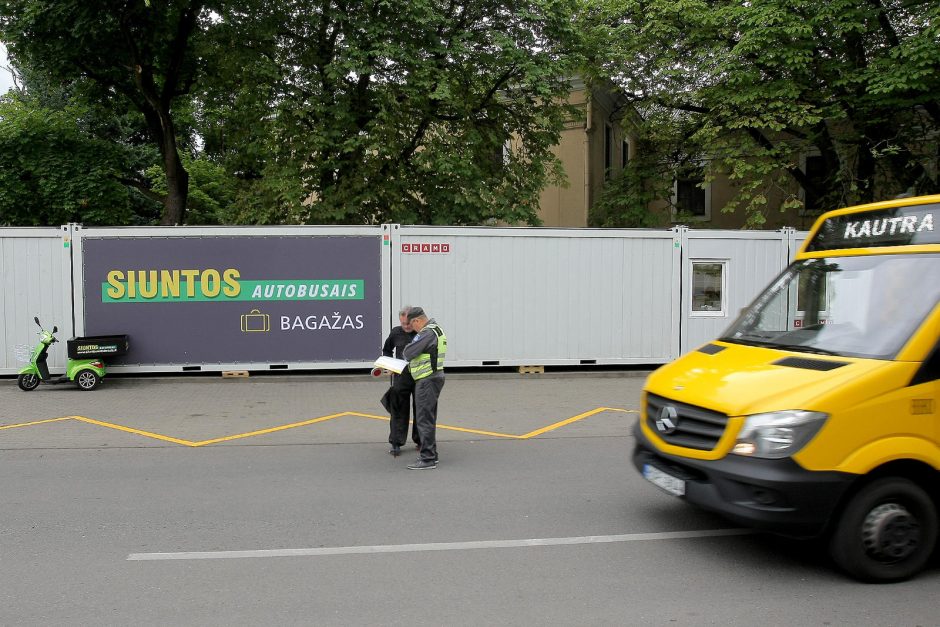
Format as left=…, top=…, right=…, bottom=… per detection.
left=140, top=98, right=189, bottom=226
left=854, top=137, right=876, bottom=205
left=159, top=114, right=189, bottom=226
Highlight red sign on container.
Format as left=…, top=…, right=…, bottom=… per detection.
left=402, top=243, right=450, bottom=253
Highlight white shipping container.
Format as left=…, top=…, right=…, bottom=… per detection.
left=0, top=223, right=808, bottom=376
left=70, top=224, right=391, bottom=373
left=392, top=226, right=681, bottom=366
left=0, top=226, right=73, bottom=375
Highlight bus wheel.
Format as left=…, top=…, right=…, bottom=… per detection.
left=829, top=477, right=937, bottom=582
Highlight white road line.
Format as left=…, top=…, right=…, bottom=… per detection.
left=127, top=528, right=752, bottom=561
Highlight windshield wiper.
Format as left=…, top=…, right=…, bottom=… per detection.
left=770, top=343, right=844, bottom=357
left=722, top=337, right=845, bottom=357
left=721, top=335, right=778, bottom=346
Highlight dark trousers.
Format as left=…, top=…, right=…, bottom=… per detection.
left=414, top=375, right=445, bottom=461
left=388, top=374, right=420, bottom=447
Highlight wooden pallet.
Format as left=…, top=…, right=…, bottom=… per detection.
left=222, top=370, right=250, bottom=378
left=517, top=365, right=544, bottom=374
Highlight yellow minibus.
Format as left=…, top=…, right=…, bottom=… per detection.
left=633, top=195, right=939, bottom=582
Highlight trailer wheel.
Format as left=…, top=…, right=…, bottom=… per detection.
left=829, top=477, right=937, bottom=582
left=75, top=370, right=100, bottom=391
left=17, top=373, right=40, bottom=391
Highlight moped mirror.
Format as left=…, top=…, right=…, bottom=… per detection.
left=52, top=326, right=58, bottom=333
left=34, top=316, right=41, bottom=326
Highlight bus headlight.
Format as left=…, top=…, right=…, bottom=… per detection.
left=732, top=411, right=828, bottom=459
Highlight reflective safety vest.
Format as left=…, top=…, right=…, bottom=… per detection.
left=409, top=323, right=447, bottom=380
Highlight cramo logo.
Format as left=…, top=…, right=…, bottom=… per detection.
left=843, top=213, right=934, bottom=239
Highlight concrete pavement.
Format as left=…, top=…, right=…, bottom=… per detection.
left=0, top=371, right=646, bottom=450
left=2, top=371, right=938, bottom=626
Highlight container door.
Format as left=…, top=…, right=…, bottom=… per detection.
left=0, top=226, right=73, bottom=375
left=680, top=230, right=791, bottom=354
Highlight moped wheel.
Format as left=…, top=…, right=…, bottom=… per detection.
left=17, top=373, right=40, bottom=391
left=75, top=370, right=100, bottom=391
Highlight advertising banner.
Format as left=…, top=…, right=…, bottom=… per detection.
left=80, top=234, right=383, bottom=365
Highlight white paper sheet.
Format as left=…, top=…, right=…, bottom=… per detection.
left=373, top=355, right=408, bottom=374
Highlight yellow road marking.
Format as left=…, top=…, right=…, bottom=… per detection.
left=191, top=412, right=348, bottom=447
left=347, top=412, right=523, bottom=439
left=519, top=407, right=637, bottom=439
left=3, top=407, right=639, bottom=447
left=436, top=424, right=524, bottom=439
left=71, top=416, right=198, bottom=447
left=0, top=416, right=73, bottom=430
left=349, top=411, right=393, bottom=422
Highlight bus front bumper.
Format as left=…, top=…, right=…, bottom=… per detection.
left=632, top=422, right=855, bottom=538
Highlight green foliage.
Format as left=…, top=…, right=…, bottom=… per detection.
left=210, top=0, right=581, bottom=225
left=0, top=57, right=167, bottom=225
left=0, top=96, right=139, bottom=225
left=581, top=0, right=940, bottom=224
left=144, top=157, right=236, bottom=224
left=589, top=133, right=672, bottom=228
left=0, top=0, right=211, bottom=224
left=2, top=0, right=583, bottom=227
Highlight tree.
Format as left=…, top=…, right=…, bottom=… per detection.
left=0, top=0, right=211, bottom=225
left=145, top=155, right=237, bottom=224
left=0, top=95, right=140, bottom=225
left=581, top=0, right=940, bottom=226
left=209, top=0, right=581, bottom=225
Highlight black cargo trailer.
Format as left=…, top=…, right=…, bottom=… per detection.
left=67, top=335, right=129, bottom=360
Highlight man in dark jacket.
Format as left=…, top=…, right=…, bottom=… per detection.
left=382, top=305, right=419, bottom=456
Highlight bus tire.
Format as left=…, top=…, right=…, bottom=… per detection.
left=829, top=477, right=937, bottom=583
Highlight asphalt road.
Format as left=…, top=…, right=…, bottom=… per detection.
left=1, top=372, right=938, bottom=626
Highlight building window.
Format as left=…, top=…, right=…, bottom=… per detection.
left=800, top=153, right=827, bottom=216
left=604, top=124, right=613, bottom=179
left=691, top=261, right=726, bottom=316
left=621, top=140, right=630, bottom=169
left=673, top=165, right=711, bottom=220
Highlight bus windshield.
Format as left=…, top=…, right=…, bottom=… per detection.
left=721, top=253, right=940, bottom=360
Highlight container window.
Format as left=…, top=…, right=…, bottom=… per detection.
left=691, top=261, right=726, bottom=316
left=795, top=264, right=830, bottom=325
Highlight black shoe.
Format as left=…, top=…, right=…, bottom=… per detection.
left=389, top=446, right=401, bottom=457
left=407, top=459, right=438, bottom=470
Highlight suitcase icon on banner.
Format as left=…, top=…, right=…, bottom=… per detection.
left=241, top=309, right=270, bottom=333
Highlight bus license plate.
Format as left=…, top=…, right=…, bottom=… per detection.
left=643, top=464, right=686, bottom=497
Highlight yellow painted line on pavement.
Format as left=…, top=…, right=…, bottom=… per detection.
left=437, top=424, right=524, bottom=439
left=519, top=407, right=637, bottom=439
left=0, top=416, right=73, bottom=430
left=3, top=408, right=639, bottom=447
left=347, top=412, right=523, bottom=439
left=191, top=412, right=349, bottom=447
left=71, top=416, right=198, bottom=447
left=348, top=411, right=393, bottom=422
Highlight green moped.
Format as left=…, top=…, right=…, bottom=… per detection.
left=17, top=317, right=126, bottom=391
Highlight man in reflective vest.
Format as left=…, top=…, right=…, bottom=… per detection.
left=401, top=307, right=447, bottom=469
